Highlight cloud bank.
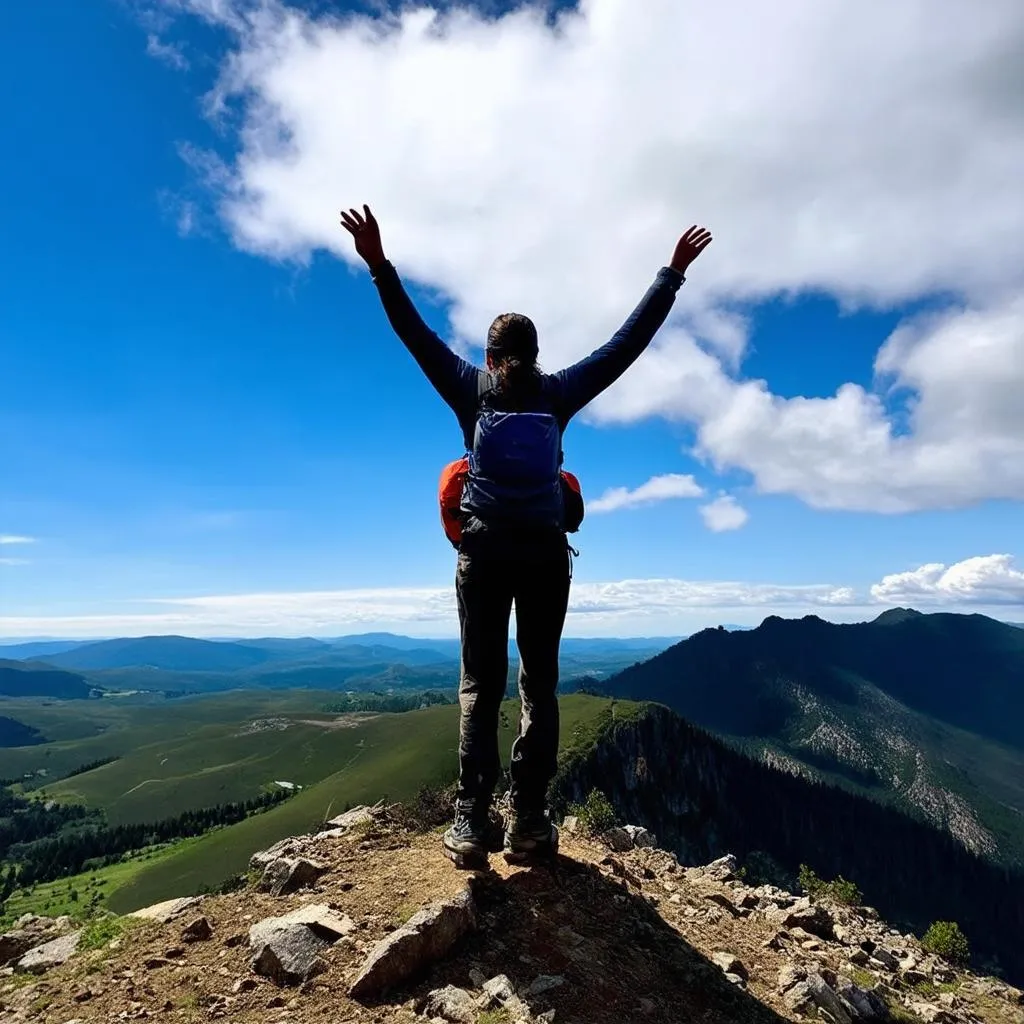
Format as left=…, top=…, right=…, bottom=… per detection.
left=2, top=554, right=1019, bottom=638
left=154, top=0, right=1024, bottom=516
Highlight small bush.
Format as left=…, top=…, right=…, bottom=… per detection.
left=79, top=914, right=129, bottom=952
left=568, top=789, right=617, bottom=835
left=393, top=782, right=459, bottom=833
left=798, top=863, right=862, bottom=906
left=921, top=921, right=970, bottom=965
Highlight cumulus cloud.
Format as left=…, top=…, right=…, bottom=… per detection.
left=157, top=0, right=1024, bottom=513
left=589, top=473, right=704, bottom=513
left=870, top=554, right=1024, bottom=605
left=699, top=494, right=749, bottom=532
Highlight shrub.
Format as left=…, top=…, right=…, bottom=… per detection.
left=568, top=789, right=617, bottom=835
left=921, top=921, right=970, bottom=965
left=798, top=863, right=863, bottom=906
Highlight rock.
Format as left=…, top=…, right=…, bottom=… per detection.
left=325, top=803, right=384, bottom=832
left=250, top=836, right=309, bottom=872
left=479, top=973, right=516, bottom=1007
left=712, top=952, right=747, bottom=979
left=835, top=977, right=888, bottom=1020
left=561, top=815, right=579, bottom=833
left=144, top=957, right=174, bottom=970
left=705, top=892, right=740, bottom=918
left=419, top=985, right=477, bottom=1023
left=772, top=897, right=835, bottom=939
left=248, top=907, right=351, bottom=987
left=0, top=916, right=75, bottom=966
left=348, top=887, right=476, bottom=1000
left=903, top=968, right=930, bottom=986
left=181, top=916, right=213, bottom=943
left=908, top=1002, right=958, bottom=1023
left=868, top=947, right=899, bottom=972
left=536, top=1012, right=557, bottom=1024
left=805, top=972, right=853, bottom=1024
left=696, top=854, right=738, bottom=881
left=259, top=856, right=327, bottom=896
left=273, top=904, right=356, bottom=939
left=130, top=896, right=203, bottom=923
left=932, top=964, right=957, bottom=984
left=778, top=964, right=806, bottom=993
left=232, top=978, right=258, bottom=994
left=848, top=949, right=872, bottom=966
left=622, top=825, right=656, bottom=848
left=16, top=931, right=82, bottom=973
left=249, top=920, right=329, bottom=987
left=527, top=974, right=565, bottom=996
left=783, top=980, right=816, bottom=1014
left=599, top=827, right=634, bottom=852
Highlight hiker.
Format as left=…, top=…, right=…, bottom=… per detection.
left=340, top=205, right=711, bottom=868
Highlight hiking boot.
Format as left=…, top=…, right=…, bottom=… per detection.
left=503, top=807, right=559, bottom=864
left=442, top=801, right=490, bottom=870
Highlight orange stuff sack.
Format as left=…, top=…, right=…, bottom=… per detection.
left=438, top=458, right=584, bottom=548
left=439, top=457, right=470, bottom=547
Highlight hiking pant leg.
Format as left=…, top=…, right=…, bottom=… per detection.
left=508, top=543, right=571, bottom=811
left=455, top=548, right=514, bottom=807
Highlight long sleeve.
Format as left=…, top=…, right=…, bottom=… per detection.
left=553, top=266, right=685, bottom=420
left=370, top=261, right=481, bottom=425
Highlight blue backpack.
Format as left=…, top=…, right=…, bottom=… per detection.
left=460, top=387, right=566, bottom=531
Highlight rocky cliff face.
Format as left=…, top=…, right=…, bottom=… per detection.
left=550, top=704, right=1024, bottom=986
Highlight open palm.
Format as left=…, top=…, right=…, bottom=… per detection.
left=670, top=225, right=713, bottom=275
left=340, top=205, right=386, bottom=269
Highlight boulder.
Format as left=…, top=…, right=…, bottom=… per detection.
left=783, top=980, right=816, bottom=1014
left=804, top=972, right=853, bottom=1024
left=712, top=952, right=747, bottom=979
left=598, top=827, right=634, bottom=852
left=181, top=916, right=213, bottom=943
left=325, top=802, right=384, bottom=832
left=868, top=947, right=900, bottom=972
left=0, top=916, right=69, bottom=966
left=16, top=930, right=82, bottom=973
left=622, top=825, right=656, bottom=848
left=258, top=856, right=327, bottom=896
left=834, top=977, right=888, bottom=1020
left=249, top=837, right=308, bottom=873
left=418, top=985, right=477, bottom=1023
left=907, top=1002, right=958, bottom=1023
left=778, top=964, right=806, bottom=993
left=526, top=974, right=565, bottom=996
left=348, top=888, right=476, bottom=999
left=273, top=904, right=357, bottom=940
left=688, top=854, right=738, bottom=882
left=249, top=916, right=330, bottom=987
left=771, top=896, right=835, bottom=939
left=130, top=896, right=203, bottom=923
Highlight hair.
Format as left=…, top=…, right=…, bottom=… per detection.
left=486, top=313, right=541, bottom=400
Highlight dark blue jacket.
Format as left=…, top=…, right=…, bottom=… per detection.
left=370, top=261, right=686, bottom=450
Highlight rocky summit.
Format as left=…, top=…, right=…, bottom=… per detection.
left=1, top=803, right=1022, bottom=1024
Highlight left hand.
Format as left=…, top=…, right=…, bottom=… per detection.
left=340, top=204, right=387, bottom=270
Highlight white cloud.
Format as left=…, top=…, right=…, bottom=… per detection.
left=871, top=554, right=1024, bottom=605
left=0, top=576, right=860, bottom=638
left=589, top=474, right=704, bottom=513
left=160, top=0, right=1024, bottom=513
left=2, top=553, right=1019, bottom=636
left=0, top=535, right=35, bottom=545
left=699, top=495, right=749, bottom=532
left=146, top=33, right=190, bottom=70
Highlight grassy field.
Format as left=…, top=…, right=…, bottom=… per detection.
left=104, top=694, right=628, bottom=914
left=0, top=689, right=352, bottom=788
left=0, top=838, right=203, bottom=929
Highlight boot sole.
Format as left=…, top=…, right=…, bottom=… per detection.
left=442, top=843, right=489, bottom=871
left=502, top=832, right=559, bottom=865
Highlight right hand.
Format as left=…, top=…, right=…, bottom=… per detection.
left=340, top=204, right=387, bottom=270
left=670, top=225, right=713, bottom=275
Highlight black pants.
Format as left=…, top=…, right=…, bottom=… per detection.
left=454, top=536, right=571, bottom=813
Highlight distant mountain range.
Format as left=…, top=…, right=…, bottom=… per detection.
left=0, top=632, right=683, bottom=700
left=600, top=607, right=1024, bottom=866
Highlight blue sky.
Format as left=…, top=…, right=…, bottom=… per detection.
left=2, top=0, right=1023, bottom=638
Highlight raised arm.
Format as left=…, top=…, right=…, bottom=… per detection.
left=340, top=205, right=479, bottom=421
left=554, top=225, right=712, bottom=420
